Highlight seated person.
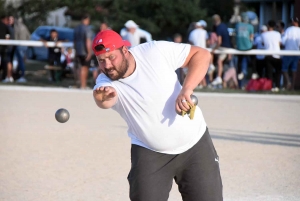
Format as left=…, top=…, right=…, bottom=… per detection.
left=41, top=29, right=65, bottom=82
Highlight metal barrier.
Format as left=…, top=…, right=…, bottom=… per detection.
left=0, top=39, right=299, bottom=56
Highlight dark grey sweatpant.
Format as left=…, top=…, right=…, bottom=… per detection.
left=128, top=128, right=223, bottom=201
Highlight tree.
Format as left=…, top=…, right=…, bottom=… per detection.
left=0, top=0, right=234, bottom=40
left=95, top=0, right=206, bottom=41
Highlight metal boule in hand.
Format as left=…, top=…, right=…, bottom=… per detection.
left=190, top=94, right=198, bottom=106
left=55, top=108, right=70, bottom=123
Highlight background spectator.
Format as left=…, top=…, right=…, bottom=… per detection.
left=120, top=20, right=152, bottom=47
left=0, top=14, right=10, bottom=82
left=261, top=20, right=282, bottom=92
left=253, top=25, right=267, bottom=78
left=2, top=15, right=15, bottom=83
left=281, top=17, right=300, bottom=90
left=211, top=14, right=232, bottom=86
left=188, top=20, right=209, bottom=88
left=74, top=13, right=93, bottom=89
left=276, top=20, right=285, bottom=37
left=41, top=29, right=64, bottom=82
left=235, top=12, right=254, bottom=83
left=13, top=17, right=31, bottom=83
left=188, top=20, right=208, bottom=48
left=207, top=25, right=218, bottom=83
left=100, top=22, right=111, bottom=32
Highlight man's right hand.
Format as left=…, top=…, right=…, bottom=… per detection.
left=93, top=86, right=118, bottom=109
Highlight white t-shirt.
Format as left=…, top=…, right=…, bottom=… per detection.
left=281, top=26, right=300, bottom=50
left=261, top=30, right=281, bottom=59
left=188, top=28, right=208, bottom=48
left=94, top=41, right=207, bottom=154
left=120, top=28, right=152, bottom=47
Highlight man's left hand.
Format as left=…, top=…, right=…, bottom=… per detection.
left=175, top=88, right=194, bottom=114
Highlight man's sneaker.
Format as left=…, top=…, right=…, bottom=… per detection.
left=238, top=73, right=244, bottom=80
left=211, top=77, right=222, bottom=86
left=16, top=77, right=27, bottom=83
left=251, top=73, right=258, bottom=80
left=2, top=77, right=14, bottom=83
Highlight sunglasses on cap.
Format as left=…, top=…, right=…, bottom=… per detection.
left=94, top=44, right=109, bottom=52
left=94, top=44, right=124, bottom=53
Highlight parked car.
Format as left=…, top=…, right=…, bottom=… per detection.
left=26, top=26, right=74, bottom=60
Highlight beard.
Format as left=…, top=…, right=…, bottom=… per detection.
left=103, top=52, right=129, bottom=80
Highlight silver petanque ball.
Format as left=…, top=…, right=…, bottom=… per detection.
left=55, top=108, right=70, bottom=123
left=190, top=94, right=198, bottom=105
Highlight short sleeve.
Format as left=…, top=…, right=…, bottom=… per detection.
left=154, top=41, right=191, bottom=70
left=93, top=73, right=114, bottom=90
left=249, top=25, right=254, bottom=35
left=86, top=27, right=93, bottom=40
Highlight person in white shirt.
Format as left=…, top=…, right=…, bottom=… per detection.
left=120, top=20, right=152, bottom=47
left=188, top=20, right=208, bottom=48
left=188, top=20, right=209, bottom=88
left=253, top=25, right=267, bottom=78
left=281, top=17, right=300, bottom=90
left=261, top=20, right=282, bottom=92
left=92, top=30, right=222, bottom=201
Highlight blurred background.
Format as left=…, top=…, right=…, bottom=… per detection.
left=0, top=0, right=299, bottom=92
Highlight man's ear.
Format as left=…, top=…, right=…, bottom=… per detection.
left=122, top=46, right=129, bottom=55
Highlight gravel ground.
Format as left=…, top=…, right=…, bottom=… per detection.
left=0, top=86, right=299, bottom=201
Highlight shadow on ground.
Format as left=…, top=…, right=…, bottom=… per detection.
left=210, top=128, right=300, bottom=147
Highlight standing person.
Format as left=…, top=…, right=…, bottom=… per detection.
left=2, top=15, right=15, bottom=83
left=276, top=20, right=285, bottom=37
left=281, top=17, right=300, bottom=90
left=253, top=25, right=268, bottom=78
left=188, top=20, right=209, bottom=88
left=235, top=12, right=254, bottom=82
left=93, top=30, right=222, bottom=201
left=100, top=22, right=111, bottom=32
left=74, top=13, right=93, bottom=89
left=188, top=20, right=208, bottom=48
left=211, top=14, right=232, bottom=86
left=207, top=25, right=218, bottom=83
left=120, top=20, right=152, bottom=47
left=13, top=17, right=31, bottom=83
left=261, top=20, right=282, bottom=92
left=0, top=14, right=10, bottom=81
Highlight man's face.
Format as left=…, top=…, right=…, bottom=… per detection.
left=83, top=18, right=90, bottom=25
left=50, top=31, right=58, bottom=39
left=127, top=27, right=136, bottom=34
left=8, top=16, right=14, bottom=25
left=174, top=36, right=182, bottom=43
left=100, top=23, right=108, bottom=31
left=96, top=48, right=129, bottom=80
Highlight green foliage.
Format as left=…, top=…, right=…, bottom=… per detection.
left=200, top=0, right=234, bottom=23
left=95, top=0, right=206, bottom=40
left=0, top=0, right=234, bottom=40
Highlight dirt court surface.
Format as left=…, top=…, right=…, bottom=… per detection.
left=1, top=86, right=300, bottom=201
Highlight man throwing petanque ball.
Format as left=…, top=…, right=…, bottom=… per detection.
left=92, top=30, right=222, bottom=201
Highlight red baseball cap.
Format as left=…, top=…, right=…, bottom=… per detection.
left=92, top=30, right=131, bottom=56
